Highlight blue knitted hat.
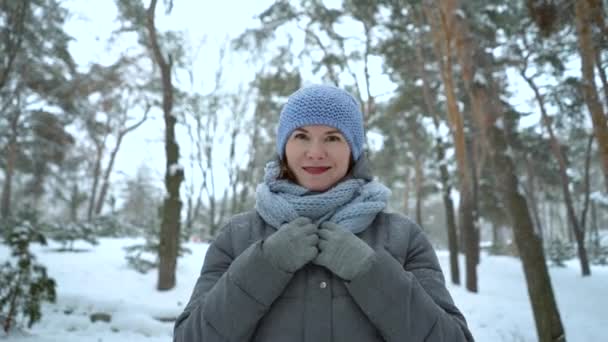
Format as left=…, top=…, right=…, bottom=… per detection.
left=276, top=84, right=365, bottom=161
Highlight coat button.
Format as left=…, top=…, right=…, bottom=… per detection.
left=319, top=281, right=327, bottom=289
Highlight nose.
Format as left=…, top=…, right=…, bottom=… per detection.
left=306, top=140, right=326, bottom=159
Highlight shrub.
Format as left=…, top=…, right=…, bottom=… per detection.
left=0, top=209, right=56, bottom=333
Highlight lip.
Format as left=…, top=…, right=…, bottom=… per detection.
left=303, top=167, right=331, bottom=174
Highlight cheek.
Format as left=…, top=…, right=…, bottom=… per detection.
left=284, top=141, right=300, bottom=160
left=333, top=146, right=351, bottom=171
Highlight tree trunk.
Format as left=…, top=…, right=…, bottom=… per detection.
left=94, top=110, right=148, bottom=216
left=184, top=194, right=193, bottom=239
left=403, top=168, right=411, bottom=216
left=521, top=69, right=591, bottom=276
left=589, top=0, right=608, bottom=105
left=525, top=155, right=545, bottom=239
left=208, top=193, right=218, bottom=237
left=414, top=157, right=424, bottom=229
left=426, top=2, right=478, bottom=292
left=87, top=141, right=104, bottom=221
left=575, top=0, right=608, bottom=193
left=443, top=184, right=460, bottom=284
left=441, top=0, right=566, bottom=339
left=580, top=135, right=594, bottom=231
left=1, top=112, right=20, bottom=219
left=146, top=0, right=184, bottom=291
left=491, top=223, right=501, bottom=253
left=69, top=184, right=79, bottom=222
left=434, top=127, right=460, bottom=286
left=467, top=137, right=481, bottom=266
left=595, top=49, right=608, bottom=107
left=591, top=202, right=599, bottom=253
left=410, top=11, right=460, bottom=284
left=0, top=3, right=28, bottom=219
left=548, top=200, right=556, bottom=243
left=94, top=138, right=119, bottom=217
left=228, top=111, right=240, bottom=216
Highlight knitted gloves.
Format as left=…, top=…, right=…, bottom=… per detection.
left=263, top=217, right=319, bottom=273
left=263, top=218, right=375, bottom=280
left=313, top=221, right=375, bottom=281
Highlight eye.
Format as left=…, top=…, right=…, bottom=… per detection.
left=326, top=135, right=342, bottom=142
left=293, top=133, right=308, bottom=140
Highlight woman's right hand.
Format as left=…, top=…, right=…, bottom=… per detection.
left=262, top=217, right=319, bottom=273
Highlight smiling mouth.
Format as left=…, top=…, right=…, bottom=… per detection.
left=303, top=167, right=331, bottom=174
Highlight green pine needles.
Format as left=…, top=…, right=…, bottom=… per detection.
left=0, top=209, right=56, bottom=334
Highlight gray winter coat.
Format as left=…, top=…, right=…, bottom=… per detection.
left=173, top=210, right=474, bottom=342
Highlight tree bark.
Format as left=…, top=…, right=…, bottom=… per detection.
left=69, top=184, right=79, bottom=222
left=1, top=111, right=21, bottom=219
left=467, top=136, right=481, bottom=266
left=588, top=1, right=608, bottom=105
left=94, top=108, right=148, bottom=216
left=410, top=8, right=460, bottom=284
left=590, top=202, right=599, bottom=253
left=86, top=116, right=110, bottom=221
left=87, top=140, right=104, bottom=221
left=491, top=222, right=503, bottom=253
left=525, top=155, right=545, bottom=239
left=414, top=157, right=424, bottom=230
left=439, top=0, right=566, bottom=339
left=146, top=0, right=184, bottom=291
left=581, top=136, right=594, bottom=233
left=521, top=68, right=591, bottom=276
left=425, top=2, right=478, bottom=292
left=402, top=168, right=411, bottom=217
left=413, top=9, right=460, bottom=285
left=443, top=180, right=460, bottom=284
left=595, top=49, right=608, bottom=108
left=575, top=0, right=608, bottom=193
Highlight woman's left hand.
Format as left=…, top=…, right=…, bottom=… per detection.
left=313, top=221, right=375, bottom=280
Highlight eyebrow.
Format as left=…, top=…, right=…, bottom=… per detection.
left=294, top=128, right=342, bottom=135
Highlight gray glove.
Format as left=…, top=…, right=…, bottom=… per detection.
left=313, top=221, right=375, bottom=280
left=263, top=217, right=319, bottom=273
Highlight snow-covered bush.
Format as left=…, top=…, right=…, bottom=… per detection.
left=89, top=215, right=142, bottom=237
left=123, top=211, right=190, bottom=274
left=44, top=221, right=98, bottom=252
left=546, top=238, right=575, bottom=267
left=0, top=209, right=56, bottom=334
left=588, top=243, right=608, bottom=266
left=44, top=215, right=145, bottom=252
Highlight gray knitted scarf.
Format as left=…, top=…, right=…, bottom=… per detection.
left=255, top=159, right=391, bottom=233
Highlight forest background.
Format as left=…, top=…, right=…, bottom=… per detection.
left=1, top=0, right=607, bottom=341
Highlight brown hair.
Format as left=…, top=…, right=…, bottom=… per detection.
left=278, top=157, right=298, bottom=182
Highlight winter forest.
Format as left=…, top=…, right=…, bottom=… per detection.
left=1, top=0, right=608, bottom=341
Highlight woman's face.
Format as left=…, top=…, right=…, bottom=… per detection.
left=284, top=125, right=351, bottom=192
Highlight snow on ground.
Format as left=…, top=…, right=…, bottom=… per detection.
left=1, top=238, right=606, bottom=342
left=441, top=251, right=608, bottom=341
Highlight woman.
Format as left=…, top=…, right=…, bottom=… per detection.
left=173, top=84, right=474, bottom=342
